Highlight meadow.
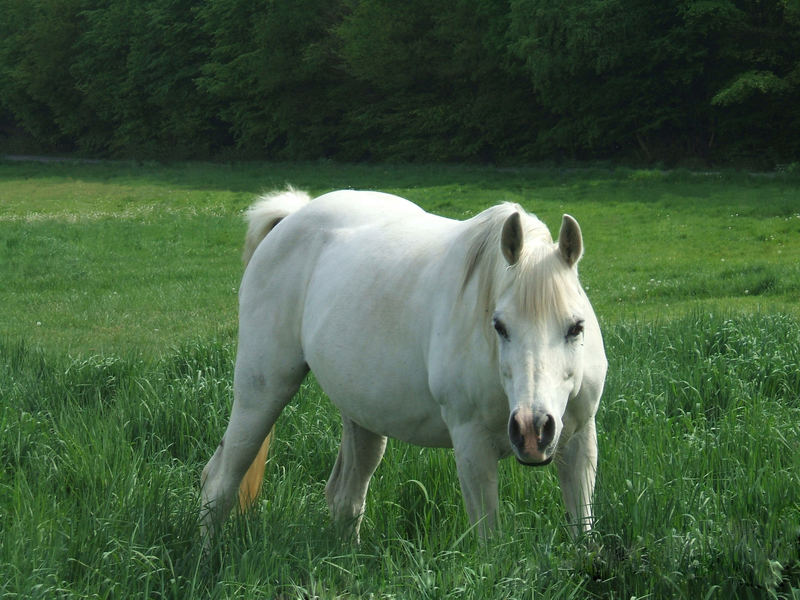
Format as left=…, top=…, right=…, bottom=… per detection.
left=1, top=160, right=798, bottom=598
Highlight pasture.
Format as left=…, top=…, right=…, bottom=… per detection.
left=1, top=160, right=799, bottom=598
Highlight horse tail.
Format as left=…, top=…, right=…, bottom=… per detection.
left=237, top=186, right=311, bottom=512
left=242, top=186, right=312, bottom=266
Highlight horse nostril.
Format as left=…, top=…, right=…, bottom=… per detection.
left=538, top=414, right=556, bottom=448
left=508, top=411, right=524, bottom=450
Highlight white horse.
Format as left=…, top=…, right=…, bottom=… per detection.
left=201, top=188, right=607, bottom=543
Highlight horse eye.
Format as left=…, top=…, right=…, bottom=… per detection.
left=567, top=320, right=584, bottom=338
left=493, top=318, right=510, bottom=340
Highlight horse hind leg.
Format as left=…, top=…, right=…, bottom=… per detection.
left=325, top=417, right=387, bottom=542
left=200, top=357, right=307, bottom=546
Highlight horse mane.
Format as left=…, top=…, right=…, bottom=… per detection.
left=460, top=203, right=580, bottom=327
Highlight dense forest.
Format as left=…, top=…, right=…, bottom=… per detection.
left=1, top=0, right=799, bottom=165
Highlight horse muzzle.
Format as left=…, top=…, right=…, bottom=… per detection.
left=508, top=408, right=557, bottom=466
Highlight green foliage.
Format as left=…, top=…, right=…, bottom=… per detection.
left=69, top=0, right=219, bottom=156
left=712, top=71, right=792, bottom=106
left=334, top=0, right=539, bottom=161
left=196, top=0, right=347, bottom=157
left=572, top=2, right=694, bottom=150
left=508, top=0, right=800, bottom=162
left=0, top=0, right=86, bottom=148
left=2, top=0, right=800, bottom=163
left=686, top=0, right=800, bottom=163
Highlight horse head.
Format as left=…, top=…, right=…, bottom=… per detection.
left=491, top=211, right=588, bottom=466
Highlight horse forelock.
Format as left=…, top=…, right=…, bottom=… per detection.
left=460, top=204, right=580, bottom=328
left=512, top=244, right=581, bottom=323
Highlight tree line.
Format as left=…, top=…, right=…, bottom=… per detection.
left=1, top=0, right=798, bottom=165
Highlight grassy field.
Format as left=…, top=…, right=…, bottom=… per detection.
left=1, top=160, right=799, bottom=598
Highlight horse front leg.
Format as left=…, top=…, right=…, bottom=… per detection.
left=451, top=425, right=501, bottom=539
left=555, top=417, right=598, bottom=538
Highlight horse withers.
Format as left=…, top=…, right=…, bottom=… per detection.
left=200, top=189, right=607, bottom=543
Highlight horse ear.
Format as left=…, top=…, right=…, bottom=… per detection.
left=501, top=212, right=523, bottom=265
left=558, top=214, right=583, bottom=267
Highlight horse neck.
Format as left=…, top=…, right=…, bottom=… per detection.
left=423, top=223, right=505, bottom=396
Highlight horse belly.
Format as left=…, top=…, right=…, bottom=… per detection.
left=303, top=304, right=452, bottom=447
left=314, top=364, right=452, bottom=448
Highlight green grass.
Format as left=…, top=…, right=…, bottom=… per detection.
left=2, top=161, right=798, bottom=354
left=1, top=160, right=799, bottom=598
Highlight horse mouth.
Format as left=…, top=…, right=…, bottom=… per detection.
left=516, top=455, right=553, bottom=467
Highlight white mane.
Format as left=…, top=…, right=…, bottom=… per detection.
left=460, top=203, right=581, bottom=326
